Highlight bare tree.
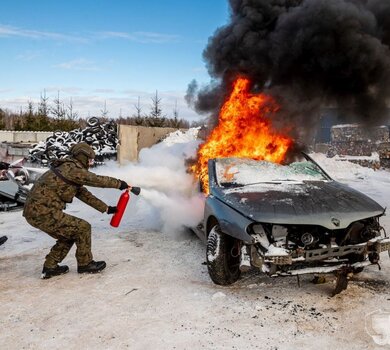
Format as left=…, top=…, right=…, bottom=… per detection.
left=190, top=119, right=207, bottom=128
left=171, top=99, right=181, bottom=128
left=173, top=99, right=179, bottom=119
left=134, top=96, right=142, bottom=117
left=66, top=98, right=78, bottom=120
left=100, top=100, right=109, bottom=119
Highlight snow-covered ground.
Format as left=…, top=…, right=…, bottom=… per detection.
left=1, top=131, right=390, bottom=350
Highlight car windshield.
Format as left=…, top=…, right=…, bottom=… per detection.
left=215, top=157, right=328, bottom=187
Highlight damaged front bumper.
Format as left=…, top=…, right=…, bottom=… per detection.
left=260, top=237, right=390, bottom=277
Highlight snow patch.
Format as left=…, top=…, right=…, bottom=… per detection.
left=2, top=145, right=390, bottom=349
left=207, top=231, right=221, bottom=263
left=265, top=245, right=290, bottom=257
left=161, top=127, right=200, bottom=146
left=225, top=183, right=308, bottom=194
left=212, top=292, right=226, bottom=300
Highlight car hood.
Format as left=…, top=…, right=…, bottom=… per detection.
left=212, top=180, right=385, bottom=230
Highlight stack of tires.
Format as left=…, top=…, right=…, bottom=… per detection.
left=28, top=117, right=118, bottom=166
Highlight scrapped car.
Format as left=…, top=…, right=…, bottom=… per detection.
left=193, top=153, right=390, bottom=294
left=0, top=159, right=45, bottom=210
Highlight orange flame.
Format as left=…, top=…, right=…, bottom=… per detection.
left=193, top=77, right=293, bottom=193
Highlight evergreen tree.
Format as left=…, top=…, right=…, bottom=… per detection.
left=36, top=91, right=51, bottom=131
left=24, top=101, right=36, bottom=130
left=148, top=90, right=166, bottom=127
left=132, top=96, right=145, bottom=125
left=0, top=108, right=6, bottom=130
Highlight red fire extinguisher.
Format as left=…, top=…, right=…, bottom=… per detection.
left=110, top=187, right=141, bottom=228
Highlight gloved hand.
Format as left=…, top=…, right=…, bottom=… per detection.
left=119, top=180, right=129, bottom=191
left=107, top=206, right=117, bottom=215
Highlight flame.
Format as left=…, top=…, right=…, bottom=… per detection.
left=192, top=77, right=293, bottom=193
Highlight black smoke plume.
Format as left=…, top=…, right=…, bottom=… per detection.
left=189, top=0, right=390, bottom=142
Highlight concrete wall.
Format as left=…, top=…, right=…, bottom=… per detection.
left=0, top=130, right=53, bottom=143
left=0, top=143, right=31, bottom=163
left=117, top=125, right=180, bottom=163
left=0, top=131, right=53, bottom=162
left=1, top=126, right=182, bottom=163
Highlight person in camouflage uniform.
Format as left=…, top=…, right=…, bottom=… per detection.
left=23, top=142, right=130, bottom=279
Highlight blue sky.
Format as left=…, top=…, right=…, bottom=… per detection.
left=0, top=0, right=229, bottom=121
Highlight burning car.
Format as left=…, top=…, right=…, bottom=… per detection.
left=193, top=153, right=390, bottom=294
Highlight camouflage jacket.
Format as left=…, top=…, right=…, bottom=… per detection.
left=23, top=158, right=121, bottom=217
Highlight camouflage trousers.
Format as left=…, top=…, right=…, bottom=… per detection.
left=25, top=209, right=93, bottom=268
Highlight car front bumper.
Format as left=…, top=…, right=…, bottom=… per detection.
left=264, top=237, right=390, bottom=276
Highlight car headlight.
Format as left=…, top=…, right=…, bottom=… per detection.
left=251, top=223, right=266, bottom=235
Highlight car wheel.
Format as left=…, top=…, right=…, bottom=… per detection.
left=206, top=224, right=241, bottom=285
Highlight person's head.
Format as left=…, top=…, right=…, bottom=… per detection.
left=69, top=142, right=95, bottom=168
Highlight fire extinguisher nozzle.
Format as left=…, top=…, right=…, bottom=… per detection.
left=130, top=186, right=141, bottom=196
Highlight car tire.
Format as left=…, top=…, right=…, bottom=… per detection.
left=206, top=225, right=241, bottom=285
left=353, top=267, right=364, bottom=274
left=349, top=254, right=365, bottom=274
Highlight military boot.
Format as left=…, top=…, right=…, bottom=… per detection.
left=41, top=265, right=69, bottom=279
left=78, top=260, right=106, bottom=274
left=0, top=236, right=7, bottom=246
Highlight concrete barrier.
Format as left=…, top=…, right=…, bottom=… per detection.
left=0, top=130, right=53, bottom=162
left=1, top=127, right=183, bottom=164
left=117, top=125, right=180, bottom=164
left=0, top=130, right=53, bottom=143
left=0, top=143, right=31, bottom=162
